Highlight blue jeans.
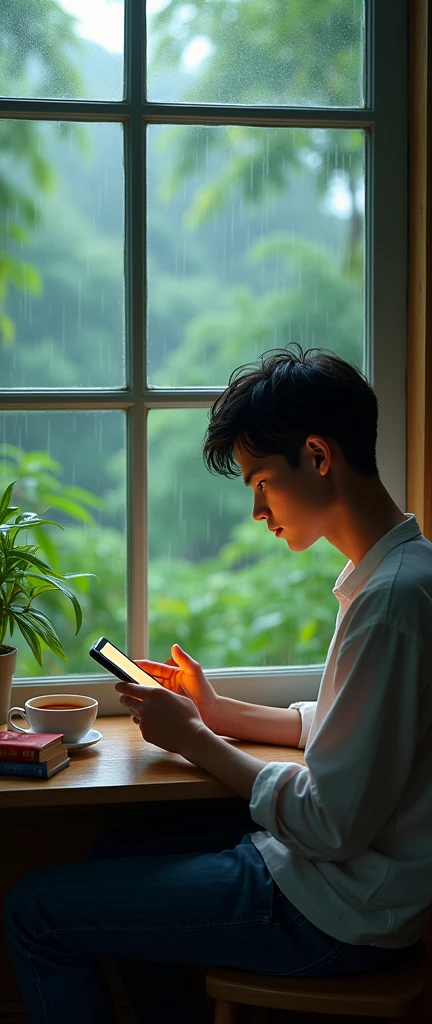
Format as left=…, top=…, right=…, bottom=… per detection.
left=4, top=800, right=417, bottom=1024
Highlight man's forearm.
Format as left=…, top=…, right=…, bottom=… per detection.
left=213, top=696, right=302, bottom=747
left=184, top=725, right=266, bottom=801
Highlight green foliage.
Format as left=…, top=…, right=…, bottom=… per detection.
left=149, top=521, right=345, bottom=667
left=146, top=234, right=363, bottom=565
left=157, top=235, right=363, bottom=389
left=0, top=450, right=122, bottom=676
left=0, top=445, right=102, bottom=570
left=150, top=0, right=364, bottom=262
left=5, top=447, right=347, bottom=677
left=0, top=480, right=97, bottom=666
left=0, top=0, right=83, bottom=344
left=3, top=177, right=125, bottom=387
left=0, top=5, right=363, bottom=676
left=0, top=1, right=83, bottom=98
left=18, top=523, right=126, bottom=676
left=151, top=0, right=363, bottom=106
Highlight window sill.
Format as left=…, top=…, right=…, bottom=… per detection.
left=11, top=665, right=322, bottom=714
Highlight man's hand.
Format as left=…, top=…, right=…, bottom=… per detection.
left=115, top=679, right=209, bottom=760
left=116, top=677, right=266, bottom=800
left=134, top=645, right=221, bottom=732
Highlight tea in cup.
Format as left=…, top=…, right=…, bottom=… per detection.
left=6, top=694, right=98, bottom=744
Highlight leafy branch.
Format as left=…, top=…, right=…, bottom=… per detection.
left=0, top=481, right=97, bottom=665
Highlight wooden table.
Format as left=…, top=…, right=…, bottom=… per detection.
left=0, top=715, right=305, bottom=809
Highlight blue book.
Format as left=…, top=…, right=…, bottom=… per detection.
left=0, top=754, right=70, bottom=779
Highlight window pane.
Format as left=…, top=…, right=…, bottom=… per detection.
left=0, top=411, right=126, bottom=676
left=0, top=121, right=125, bottom=389
left=147, top=0, right=364, bottom=107
left=147, top=125, right=364, bottom=387
left=0, top=1, right=124, bottom=100
left=148, top=408, right=346, bottom=668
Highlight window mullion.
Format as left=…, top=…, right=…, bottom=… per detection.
left=0, top=393, right=134, bottom=410
left=369, top=0, right=408, bottom=511
left=126, top=0, right=147, bottom=659
left=142, top=105, right=373, bottom=128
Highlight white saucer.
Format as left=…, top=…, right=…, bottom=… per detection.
left=66, top=729, right=103, bottom=752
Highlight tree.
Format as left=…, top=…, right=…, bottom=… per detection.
left=0, top=3, right=362, bottom=673
left=0, top=0, right=83, bottom=344
left=147, top=235, right=363, bottom=562
left=149, top=0, right=364, bottom=264
left=6, top=446, right=344, bottom=675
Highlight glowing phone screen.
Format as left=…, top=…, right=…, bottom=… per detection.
left=100, top=641, right=159, bottom=686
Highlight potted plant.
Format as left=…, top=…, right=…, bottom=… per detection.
left=0, top=480, right=94, bottom=724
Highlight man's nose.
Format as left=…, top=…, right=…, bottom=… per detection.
left=252, top=504, right=268, bottom=522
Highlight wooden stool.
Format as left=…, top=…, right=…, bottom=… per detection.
left=206, top=942, right=430, bottom=1023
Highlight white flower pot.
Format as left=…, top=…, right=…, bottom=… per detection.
left=0, top=646, right=17, bottom=726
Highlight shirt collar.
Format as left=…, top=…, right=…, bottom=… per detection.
left=333, top=513, right=422, bottom=603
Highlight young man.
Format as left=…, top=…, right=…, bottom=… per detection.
left=5, top=346, right=432, bottom=1024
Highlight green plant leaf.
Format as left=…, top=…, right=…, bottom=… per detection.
left=0, top=311, right=15, bottom=346
left=15, top=513, right=63, bottom=530
left=0, top=611, right=7, bottom=644
left=0, top=482, right=17, bottom=526
left=32, top=527, right=59, bottom=572
left=62, top=485, right=101, bottom=509
left=13, top=613, right=43, bottom=666
left=63, top=572, right=98, bottom=581
left=25, top=573, right=84, bottom=634
left=7, top=550, right=58, bottom=576
left=0, top=444, right=23, bottom=464
left=26, top=581, right=59, bottom=599
left=0, top=517, right=62, bottom=536
left=38, top=494, right=95, bottom=524
left=20, top=450, right=62, bottom=473
left=18, top=608, right=66, bottom=661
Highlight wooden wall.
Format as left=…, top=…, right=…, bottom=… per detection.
left=407, top=0, right=432, bottom=539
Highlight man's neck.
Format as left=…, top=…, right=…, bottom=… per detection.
left=324, top=478, right=407, bottom=567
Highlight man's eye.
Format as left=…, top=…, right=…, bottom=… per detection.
left=257, top=480, right=266, bottom=492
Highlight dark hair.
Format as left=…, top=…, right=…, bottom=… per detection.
left=202, top=345, right=379, bottom=478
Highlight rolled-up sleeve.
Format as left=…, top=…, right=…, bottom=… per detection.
left=288, top=700, right=316, bottom=748
left=250, top=623, right=423, bottom=861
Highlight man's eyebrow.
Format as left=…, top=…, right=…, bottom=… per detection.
left=243, top=468, right=265, bottom=487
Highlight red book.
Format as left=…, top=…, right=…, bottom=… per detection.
left=0, top=732, right=65, bottom=763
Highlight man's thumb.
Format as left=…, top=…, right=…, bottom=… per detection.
left=171, top=643, right=197, bottom=668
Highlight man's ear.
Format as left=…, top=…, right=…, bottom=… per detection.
left=306, top=436, right=331, bottom=472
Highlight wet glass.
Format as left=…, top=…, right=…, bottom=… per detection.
left=147, top=0, right=364, bottom=107
left=148, top=408, right=345, bottom=668
left=0, top=0, right=124, bottom=100
left=0, top=121, right=125, bottom=389
left=0, top=411, right=127, bottom=677
left=147, top=125, right=365, bottom=387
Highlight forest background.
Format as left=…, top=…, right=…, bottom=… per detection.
left=0, top=0, right=364, bottom=675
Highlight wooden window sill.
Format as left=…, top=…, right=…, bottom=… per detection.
left=0, top=715, right=305, bottom=810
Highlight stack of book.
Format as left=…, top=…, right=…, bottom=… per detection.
left=0, top=732, right=70, bottom=778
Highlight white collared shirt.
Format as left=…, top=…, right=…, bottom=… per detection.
left=250, top=514, right=432, bottom=947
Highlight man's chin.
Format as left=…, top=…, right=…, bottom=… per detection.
left=285, top=535, right=314, bottom=552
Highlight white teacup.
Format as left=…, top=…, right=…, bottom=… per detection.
left=6, top=694, right=98, bottom=745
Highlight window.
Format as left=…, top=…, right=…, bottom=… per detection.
left=1, top=0, right=407, bottom=711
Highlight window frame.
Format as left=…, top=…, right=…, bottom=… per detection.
left=1, top=0, right=408, bottom=711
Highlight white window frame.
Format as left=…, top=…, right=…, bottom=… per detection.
left=2, top=0, right=407, bottom=713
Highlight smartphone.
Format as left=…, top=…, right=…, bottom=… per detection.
left=89, top=637, right=160, bottom=687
